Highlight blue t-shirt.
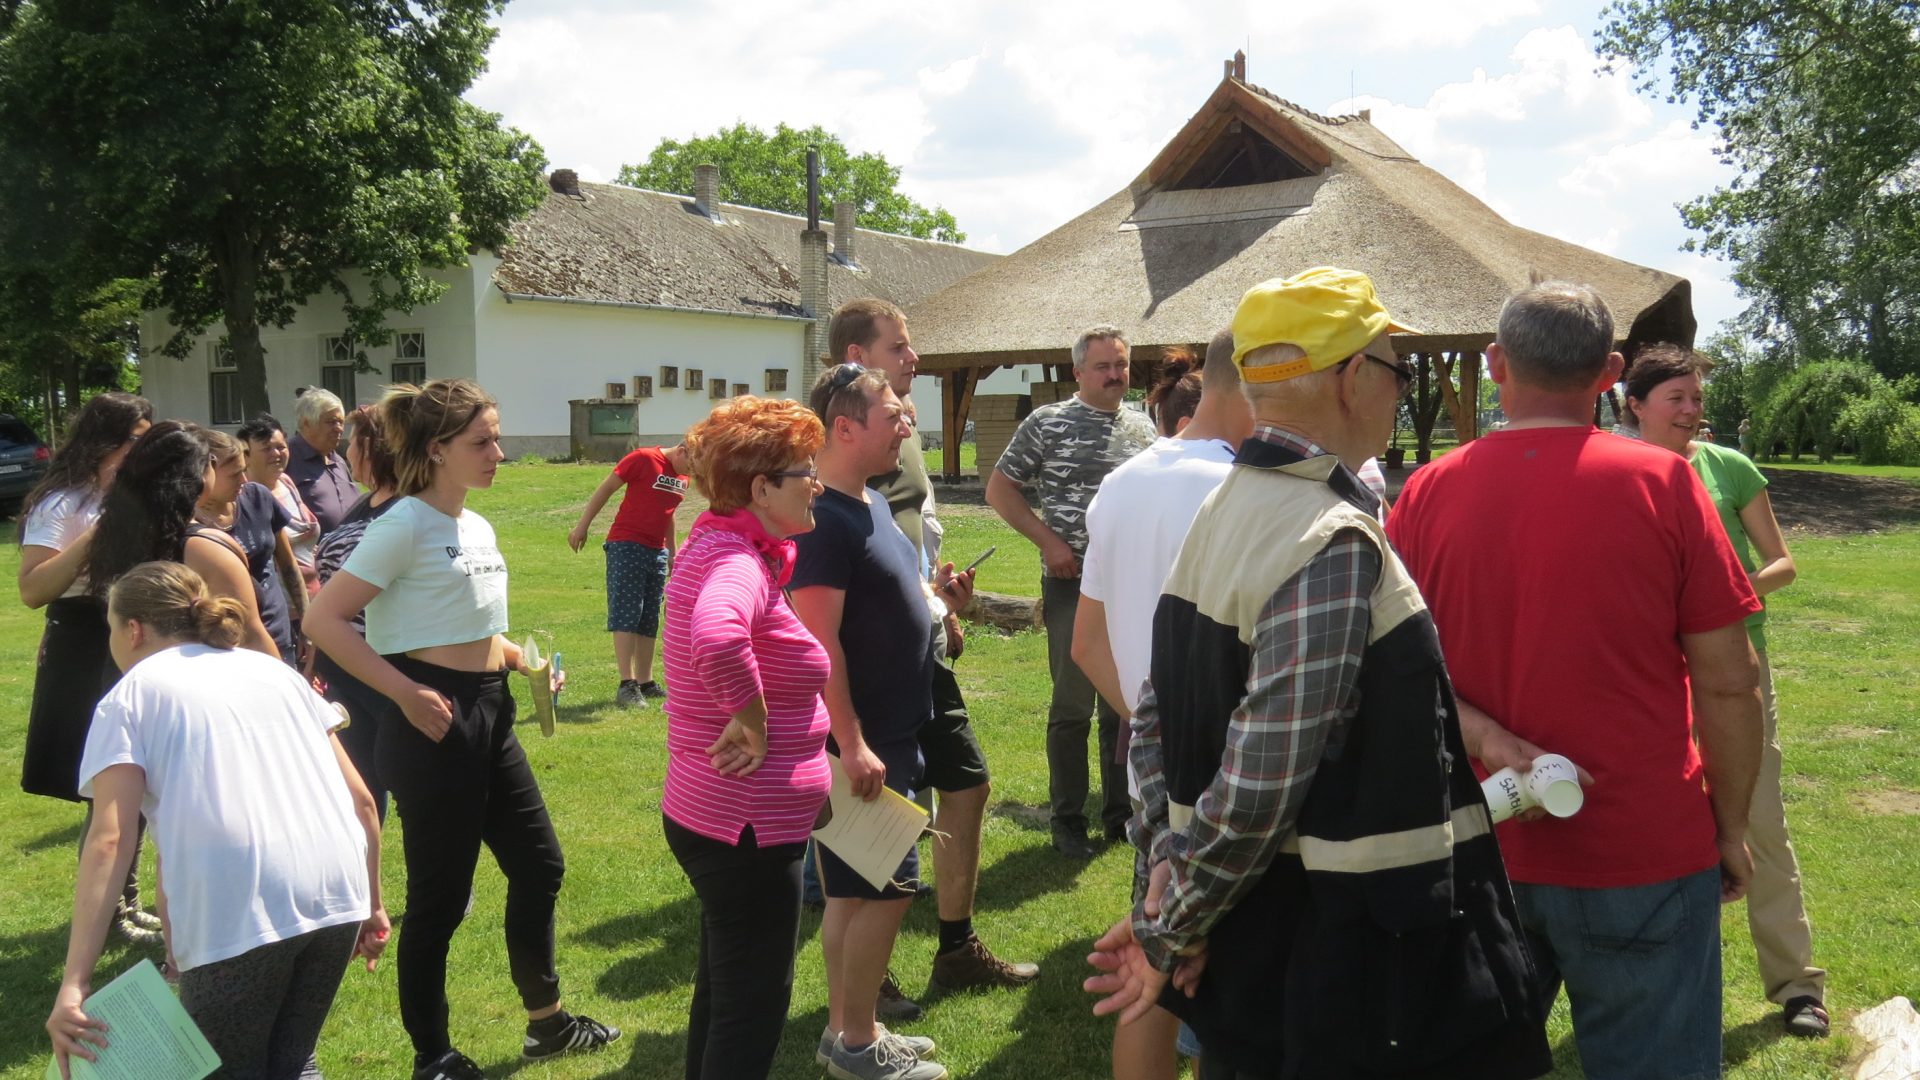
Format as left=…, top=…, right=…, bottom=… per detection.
left=233, top=481, right=296, bottom=659
left=789, top=486, right=934, bottom=751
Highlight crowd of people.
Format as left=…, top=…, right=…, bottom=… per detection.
left=19, top=275, right=1822, bottom=1080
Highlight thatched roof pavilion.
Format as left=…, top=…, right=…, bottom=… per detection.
left=908, top=54, right=1696, bottom=477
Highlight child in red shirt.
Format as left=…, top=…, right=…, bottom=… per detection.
left=569, top=443, right=691, bottom=706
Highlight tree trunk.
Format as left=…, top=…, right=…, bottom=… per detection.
left=212, top=213, right=271, bottom=418
left=61, top=355, right=81, bottom=424
left=1412, top=352, right=1443, bottom=462
left=1436, top=352, right=1472, bottom=440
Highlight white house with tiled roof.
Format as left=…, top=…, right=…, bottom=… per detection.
left=137, top=169, right=1005, bottom=457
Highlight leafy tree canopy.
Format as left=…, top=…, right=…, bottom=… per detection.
left=617, top=123, right=965, bottom=244
left=0, top=0, right=548, bottom=418
left=1598, top=0, right=1920, bottom=377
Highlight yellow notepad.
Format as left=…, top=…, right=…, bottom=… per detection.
left=45, top=960, right=219, bottom=1080
left=811, top=755, right=931, bottom=891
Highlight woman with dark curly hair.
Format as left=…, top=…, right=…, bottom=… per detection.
left=661, top=396, right=830, bottom=1080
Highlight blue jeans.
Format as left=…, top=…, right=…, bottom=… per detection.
left=1513, top=867, right=1723, bottom=1080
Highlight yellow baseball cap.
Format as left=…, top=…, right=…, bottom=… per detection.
left=1231, top=267, right=1419, bottom=383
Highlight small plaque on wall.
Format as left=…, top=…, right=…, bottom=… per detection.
left=709, top=378, right=728, bottom=400
left=733, top=383, right=750, bottom=398
left=632, top=375, right=653, bottom=398
left=686, top=369, right=704, bottom=391
left=660, top=365, right=679, bottom=389
left=764, top=368, right=788, bottom=392
left=605, top=381, right=626, bottom=400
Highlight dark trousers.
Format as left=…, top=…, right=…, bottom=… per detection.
left=378, top=657, right=566, bottom=1057
left=320, top=655, right=388, bottom=823
left=663, top=816, right=806, bottom=1080
left=179, top=922, right=358, bottom=1080
left=1040, top=576, right=1128, bottom=836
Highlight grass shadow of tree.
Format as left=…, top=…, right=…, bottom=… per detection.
left=574, top=896, right=701, bottom=1002
left=17, top=821, right=81, bottom=855
left=967, top=837, right=1100, bottom=914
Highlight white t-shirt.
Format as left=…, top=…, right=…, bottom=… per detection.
left=1082, top=437, right=1238, bottom=797
left=341, top=496, right=509, bottom=655
left=22, top=488, right=103, bottom=599
left=78, top=644, right=368, bottom=970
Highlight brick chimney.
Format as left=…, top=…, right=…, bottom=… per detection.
left=548, top=169, right=581, bottom=196
left=833, top=201, right=857, bottom=265
left=1232, top=50, right=1246, bottom=80
left=799, top=149, right=830, bottom=387
left=693, top=164, right=720, bottom=219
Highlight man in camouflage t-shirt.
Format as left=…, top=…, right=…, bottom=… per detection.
left=987, top=326, right=1156, bottom=857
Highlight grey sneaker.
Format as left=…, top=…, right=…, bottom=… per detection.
left=817, top=1024, right=936, bottom=1066
left=826, top=1033, right=948, bottom=1080
left=615, top=680, right=647, bottom=708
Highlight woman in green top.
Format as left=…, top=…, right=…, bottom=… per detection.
left=1623, top=344, right=1827, bottom=1038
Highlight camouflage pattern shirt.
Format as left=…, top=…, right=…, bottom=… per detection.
left=996, top=396, right=1156, bottom=563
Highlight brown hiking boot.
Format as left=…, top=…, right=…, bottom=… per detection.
left=927, top=934, right=1040, bottom=995
left=876, top=970, right=922, bottom=1021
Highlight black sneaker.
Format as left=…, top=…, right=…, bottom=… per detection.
left=876, top=971, right=923, bottom=1022
left=522, top=1012, right=621, bottom=1060
left=412, top=1049, right=486, bottom=1080
left=638, top=680, right=667, bottom=700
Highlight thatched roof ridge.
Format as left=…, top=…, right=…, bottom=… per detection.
left=908, top=77, right=1693, bottom=370
left=492, top=181, right=999, bottom=319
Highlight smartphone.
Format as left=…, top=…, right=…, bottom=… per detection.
left=550, top=651, right=564, bottom=707
left=963, top=546, right=997, bottom=574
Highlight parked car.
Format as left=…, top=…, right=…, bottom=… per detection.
left=0, top=414, right=50, bottom=518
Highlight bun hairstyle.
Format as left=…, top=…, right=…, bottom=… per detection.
left=379, top=379, right=498, bottom=495
left=1147, top=346, right=1204, bottom=436
left=85, top=420, right=211, bottom=596
left=346, top=404, right=400, bottom=492
left=108, top=561, right=247, bottom=650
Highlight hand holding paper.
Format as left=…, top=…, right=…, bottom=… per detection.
left=44, top=960, right=219, bottom=1080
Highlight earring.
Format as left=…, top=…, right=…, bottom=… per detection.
left=432, top=455, right=444, bottom=464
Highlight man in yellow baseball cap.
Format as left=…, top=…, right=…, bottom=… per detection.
left=1087, top=266, right=1551, bottom=1079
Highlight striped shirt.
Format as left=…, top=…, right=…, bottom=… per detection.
left=661, top=520, right=831, bottom=845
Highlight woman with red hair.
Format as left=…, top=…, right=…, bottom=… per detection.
left=660, top=396, right=831, bottom=1079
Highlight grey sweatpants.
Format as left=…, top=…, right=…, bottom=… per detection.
left=178, top=921, right=359, bottom=1079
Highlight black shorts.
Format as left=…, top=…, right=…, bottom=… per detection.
left=917, top=661, right=989, bottom=794
left=816, top=737, right=923, bottom=901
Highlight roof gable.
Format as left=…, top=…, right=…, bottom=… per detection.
left=1144, top=79, right=1331, bottom=190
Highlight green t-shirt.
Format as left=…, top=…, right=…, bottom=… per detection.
left=1690, top=440, right=1769, bottom=649
left=871, top=424, right=930, bottom=563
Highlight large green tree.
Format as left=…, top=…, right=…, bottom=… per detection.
left=0, top=0, right=548, bottom=418
left=618, top=123, right=965, bottom=243
left=1598, top=0, right=1920, bottom=377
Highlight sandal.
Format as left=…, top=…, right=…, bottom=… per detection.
left=1783, top=995, right=1829, bottom=1038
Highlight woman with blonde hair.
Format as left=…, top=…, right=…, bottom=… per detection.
left=307, top=380, right=617, bottom=1080
left=661, top=397, right=830, bottom=1079
left=46, top=561, right=386, bottom=1080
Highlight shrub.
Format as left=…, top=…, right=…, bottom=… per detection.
left=1837, top=377, right=1920, bottom=465
left=1751, top=360, right=1881, bottom=462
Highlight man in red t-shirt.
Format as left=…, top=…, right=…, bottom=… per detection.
left=569, top=443, right=690, bottom=706
left=1387, top=282, right=1764, bottom=1080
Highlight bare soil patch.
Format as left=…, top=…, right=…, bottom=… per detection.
left=1760, top=468, right=1920, bottom=536
left=1852, top=789, right=1920, bottom=816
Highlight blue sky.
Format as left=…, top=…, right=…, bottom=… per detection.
left=469, top=0, right=1743, bottom=334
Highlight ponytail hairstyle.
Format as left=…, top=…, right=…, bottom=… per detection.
left=17, top=391, right=154, bottom=538
left=345, top=404, right=399, bottom=492
left=378, top=379, right=498, bottom=495
left=194, top=426, right=245, bottom=471
left=107, top=561, right=246, bottom=650
left=85, top=421, right=211, bottom=596
left=1146, top=346, right=1203, bottom=436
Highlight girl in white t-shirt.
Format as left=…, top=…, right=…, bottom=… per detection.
left=46, top=561, right=387, bottom=1080
left=15, top=392, right=157, bottom=942
left=306, top=379, right=616, bottom=1080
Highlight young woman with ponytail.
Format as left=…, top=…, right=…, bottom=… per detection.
left=306, top=379, right=617, bottom=1080
left=46, top=561, right=387, bottom=1080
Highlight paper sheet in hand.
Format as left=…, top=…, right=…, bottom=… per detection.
left=811, top=755, right=930, bottom=891
left=521, top=636, right=556, bottom=737
left=45, top=960, right=219, bottom=1080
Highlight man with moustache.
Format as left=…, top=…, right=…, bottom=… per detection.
left=987, top=326, right=1156, bottom=858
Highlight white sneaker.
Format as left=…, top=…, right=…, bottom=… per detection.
left=826, top=1032, right=948, bottom=1080
left=817, top=1024, right=936, bottom=1066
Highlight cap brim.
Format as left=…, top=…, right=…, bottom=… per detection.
left=1385, top=316, right=1422, bottom=336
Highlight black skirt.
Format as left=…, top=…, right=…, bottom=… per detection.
left=20, top=596, right=122, bottom=802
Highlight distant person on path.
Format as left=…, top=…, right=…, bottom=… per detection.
left=1087, top=268, right=1549, bottom=1080
left=831, top=298, right=1039, bottom=1012
left=194, top=427, right=303, bottom=664
left=239, top=412, right=323, bottom=596
left=1738, top=417, right=1752, bottom=455
left=790, top=365, right=967, bottom=1080
left=47, top=561, right=387, bottom=1080
left=288, top=387, right=357, bottom=536
left=1389, top=282, right=1765, bottom=1079
left=567, top=441, right=691, bottom=707
left=1073, top=330, right=1252, bottom=1080
left=16, top=392, right=155, bottom=944
left=660, top=397, right=831, bottom=1080
left=1622, top=345, right=1826, bottom=1038
left=306, top=379, right=619, bottom=1080
left=986, top=325, right=1155, bottom=858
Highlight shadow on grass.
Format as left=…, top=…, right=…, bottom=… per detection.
left=0, top=922, right=114, bottom=1074
left=971, top=839, right=1098, bottom=913
left=19, top=820, right=82, bottom=855
left=1724, top=1012, right=1788, bottom=1068
left=958, top=936, right=1108, bottom=1080
left=576, top=896, right=702, bottom=1002
left=987, top=800, right=1050, bottom=833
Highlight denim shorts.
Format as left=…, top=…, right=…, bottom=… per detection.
left=604, top=541, right=668, bottom=636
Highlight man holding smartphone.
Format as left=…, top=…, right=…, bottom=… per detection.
left=829, top=298, right=1040, bottom=1008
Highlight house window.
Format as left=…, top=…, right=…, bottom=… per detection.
left=321, top=336, right=356, bottom=404
left=605, top=381, right=627, bottom=400
left=391, top=331, right=426, bottom=386
left=709, top=377, right=728, bottom=400
left=764, top=369, right=788, bottom=392
left=687, top=369, right=704, bottom=391
left=632, top=376, right=653, bottom=398
left=209, top=344, right=240, bottom=425
left=660, top=365, right=679, bottom=389
left=733, top=383, right=750, bottom=398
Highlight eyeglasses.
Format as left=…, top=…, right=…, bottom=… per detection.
left=825, top=363, right=867, bottom=393
left=767, top=466, right=818, bottom=483
left=1352, top=352, right=1415, bottom=398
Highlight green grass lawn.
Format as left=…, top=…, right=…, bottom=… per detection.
left=0, top=461, right=1913, bottom=1078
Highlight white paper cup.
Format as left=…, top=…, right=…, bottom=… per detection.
left=1480, top=754, right=1585, bottom=823
left=1481, top=767, right=1530, bottom=824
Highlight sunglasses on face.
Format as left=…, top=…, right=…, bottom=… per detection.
left=1354, top=352, right=1415, bottom=398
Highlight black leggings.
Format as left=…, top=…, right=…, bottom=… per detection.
left=178, top=922, right=358, bottom=1080
left=377, top=656, right=565, bottom=1057
left=663, top=815, right=806, bottom=1080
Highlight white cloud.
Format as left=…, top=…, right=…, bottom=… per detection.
left=1257, top=0, right=1542, bottom=53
